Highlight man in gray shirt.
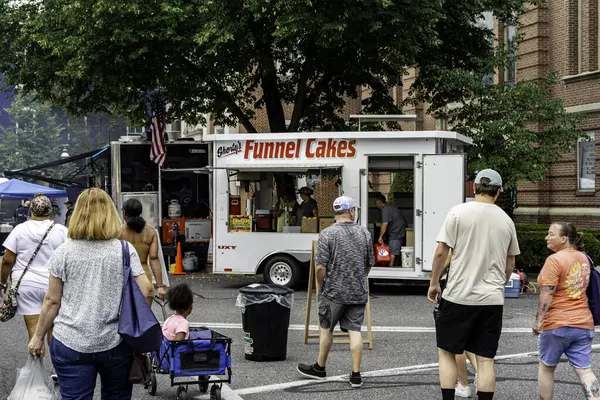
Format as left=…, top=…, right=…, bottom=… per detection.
left=375, top=195, right=407, bottom=267
left=297, top=196, right=374, bottom=388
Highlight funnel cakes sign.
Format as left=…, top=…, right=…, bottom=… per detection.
left=217, top=138, right=357, bottom=160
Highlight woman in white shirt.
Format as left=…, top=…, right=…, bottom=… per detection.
left=28, top=188, right=150, bottom=400
left=0, top=193, right=68, bottom=356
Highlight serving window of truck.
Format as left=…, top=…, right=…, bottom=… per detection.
left=206, top=131, right=472, bottom=288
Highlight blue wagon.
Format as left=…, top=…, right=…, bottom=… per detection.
left=146, top=327, right=232, bottom=400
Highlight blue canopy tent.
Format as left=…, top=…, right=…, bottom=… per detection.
left=0, top=179, right=67, bottom=199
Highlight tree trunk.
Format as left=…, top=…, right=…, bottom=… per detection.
left=259, top=53, right=287, bottom=133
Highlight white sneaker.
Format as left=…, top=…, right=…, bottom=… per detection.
left=455, top=382, right=472, bottom=398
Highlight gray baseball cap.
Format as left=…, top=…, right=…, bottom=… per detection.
left=333, top=196, right=355, bottom=212
left=475, top=169, right=503, bottom=191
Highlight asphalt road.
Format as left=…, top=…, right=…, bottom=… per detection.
left=0, top=273, right=596, bottom=400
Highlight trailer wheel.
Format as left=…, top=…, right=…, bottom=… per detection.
left=263, top=255, right=299, bottom=288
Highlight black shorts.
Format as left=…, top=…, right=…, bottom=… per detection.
left=435, top=299, right=503, bottom=359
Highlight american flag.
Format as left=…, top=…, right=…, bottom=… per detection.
left=150, top=95, right=167, bottom=167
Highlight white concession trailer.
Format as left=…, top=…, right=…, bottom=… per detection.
left=204, top=131, right=472, bottom=287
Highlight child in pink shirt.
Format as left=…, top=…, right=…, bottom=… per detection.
left=162, top=283, right=194, bottom=341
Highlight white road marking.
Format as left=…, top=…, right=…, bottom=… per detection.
left=232, top=344, right=600, bottom=396
left=183, top=322, right=600, bottom=334
left=195, top=384, right=244, bottom=400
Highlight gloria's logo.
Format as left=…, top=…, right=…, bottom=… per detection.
left=378, top=248, right=389, bottom=257
left=217, top=141, right=242, bottom=158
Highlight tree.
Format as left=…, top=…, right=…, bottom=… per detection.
left=0, top=0, right=530, bottom=132
left=0, top=91, right=64, bottom=174
left=387, top=172, right=413, bottom=203
left=66, top=114, right=116, bottom=156
left=431, top=70, right=584, bottom=190
left=462, top=74, right=583, bottom=189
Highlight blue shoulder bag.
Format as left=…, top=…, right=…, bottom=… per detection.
left=118, top=240, right=162, bottom=353
left=583, top=252, right=600, bottom=326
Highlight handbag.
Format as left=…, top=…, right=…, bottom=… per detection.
left=0, top=223, right=55, bottom=323
left=584, top=252, right=600, bottom=325
left=117, top=240, right=162, bottom=353
left=129, top=352, right=152, bottom=384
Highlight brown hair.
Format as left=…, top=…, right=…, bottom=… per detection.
left=475, top=178, right=501, bottom=198
left=554, top=222, right=584, bottom=251
left=30, top=193, right=52, bottom=217
left=68, top=188, right=121, bottom=240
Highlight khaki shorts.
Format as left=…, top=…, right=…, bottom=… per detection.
left=318, top=296, right=365, bottom=333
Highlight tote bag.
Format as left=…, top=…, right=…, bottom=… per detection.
left=583, top=252, right=600, bottom=326
left=118, top=240, right=162, bottom=353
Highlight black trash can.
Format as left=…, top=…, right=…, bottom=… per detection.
left=236, top=284, right=294, bottom=361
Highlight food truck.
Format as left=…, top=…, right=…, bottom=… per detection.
left=205, top=131, right=472, bottom=287
left=4, top=137, right=213, bottom=269
left=110, top=138, right=212, bottom=266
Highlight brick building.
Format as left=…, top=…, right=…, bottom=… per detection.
left=509, top=3, right=600, bottom=227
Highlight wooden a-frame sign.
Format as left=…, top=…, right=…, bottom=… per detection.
left=303, top=240, right=373, bottom=350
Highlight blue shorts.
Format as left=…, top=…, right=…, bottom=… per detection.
left=538, top=326, right=595, bottom=369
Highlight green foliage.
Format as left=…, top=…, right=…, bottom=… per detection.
left=515, top=226, right=600, bottom=273
left=0, top=92, right=64, bottom=174
left=515, top=223, right=552, bottom=232
left=387, top=171, right=413, bottom=202
left=66, top=114, right=114, bottom=156
left=515, top=230, right=551, bottom=271
left=422, top=30, right=586, bottom=190
left=0, top=0, right=529, bottom=132
left=454, top=73, right=585, bottom=189
left=516, top=223, right=600, bottom=239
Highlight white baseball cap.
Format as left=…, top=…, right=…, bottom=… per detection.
left=333, top=196, right=355, bottom=212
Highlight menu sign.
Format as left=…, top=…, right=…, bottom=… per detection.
left=229, top=215, right=252, bottom=232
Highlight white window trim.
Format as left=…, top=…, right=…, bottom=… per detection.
left=577, top=131, right=596, bottom=192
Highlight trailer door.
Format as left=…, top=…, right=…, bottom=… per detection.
left=421, top=154, right=465, bottom=272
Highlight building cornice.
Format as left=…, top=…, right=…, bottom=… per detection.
left=514, top=207, right=600, bottom=217
left=564, top=102, right=600, bottom=114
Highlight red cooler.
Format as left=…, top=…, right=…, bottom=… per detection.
left=255, top=210, right=273, bottom=232
left=230, top=196, right=241, bottom=216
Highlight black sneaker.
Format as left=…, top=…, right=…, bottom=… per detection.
left=297, top=363, right=326, bottom=380
left=350, top=372, right=363, bottom=388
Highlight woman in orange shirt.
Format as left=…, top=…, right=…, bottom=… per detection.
left=533, top=223, right=599, bottom=399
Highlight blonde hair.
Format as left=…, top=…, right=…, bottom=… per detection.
left=68, top=188, right=121, bottom=240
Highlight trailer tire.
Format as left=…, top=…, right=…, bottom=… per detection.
left=263, top=255, right=300, bottom=288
